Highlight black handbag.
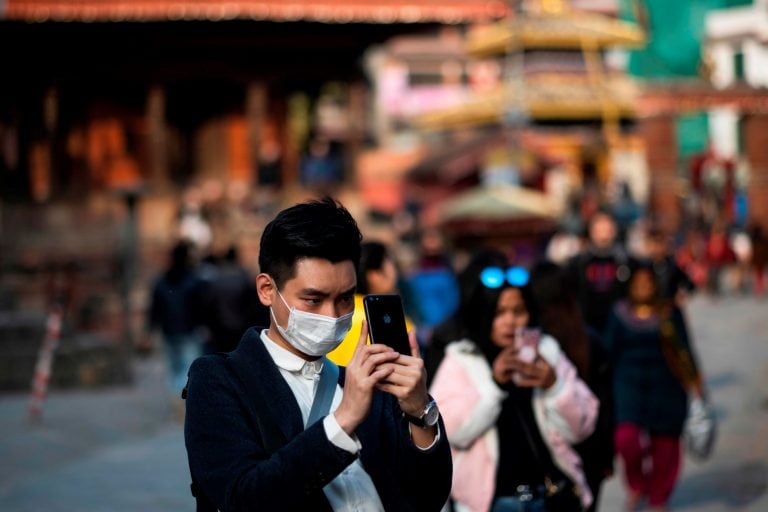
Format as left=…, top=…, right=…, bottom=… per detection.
left=542, top=476, right=582, bottom=511
left=511, top=401, right=583, bottom=511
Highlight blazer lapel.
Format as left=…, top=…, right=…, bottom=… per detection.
left=227, top=328, right=304, bottom=443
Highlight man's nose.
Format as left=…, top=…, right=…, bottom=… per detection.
left=320, top=303, right=343, bottom=318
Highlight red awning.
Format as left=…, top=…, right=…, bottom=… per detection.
left=4, top=0, right=509, bottom=23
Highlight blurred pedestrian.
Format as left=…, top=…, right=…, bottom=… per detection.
left=327, top=240, right=413, bottom=366
left=196, top=246, right=268, bottom=353
left=729, top=228, right=752, bottom=295
left=603, top=262, right=704, bottom=511
left=749, top=222, right=768, bottom=297
left=565, top=211, right=630, bottom=333
left=404, top=227, right=460, bottom=341
left=530, top=261, right=614, bottom=512
left=300, top=132, right=343, bottom=192
left=704, top=220, right=735, bottom=297
left=645, top=226, right=696, bottom=305
left=675, top=228, right=708, bottom=291
left=430, top=250, right=597, bottom=512
left=147, top=241, right=204, bottom=400
left=612, top=182, right=643, bottom=244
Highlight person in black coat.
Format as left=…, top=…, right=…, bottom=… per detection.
left=184, top=197, right=452, bottom=511
left=565, top=211, right=631, bottom=334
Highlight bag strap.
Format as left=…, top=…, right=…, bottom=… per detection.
left=509, top=394, right=561, bottom=496
left=306, top=358, right=339, bottom=428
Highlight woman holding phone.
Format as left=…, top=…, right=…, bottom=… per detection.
left=430, top=250, right=598, bottom=512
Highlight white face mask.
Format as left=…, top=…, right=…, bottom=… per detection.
left=271, top=291, right=353, bottom=357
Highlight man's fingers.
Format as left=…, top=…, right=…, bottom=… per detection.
left=347, top=320, right=369, bottom=368
left=376, top=364, right=420, bottom=384
left=375, top=382, right=404, bottom=397
left=359, top=349, right=399, bottom=376
left=368, top=365, right=395, bottom=384
left=357, top=320, right=370, bottom=349
left=408, top=330, right=420, bottom=358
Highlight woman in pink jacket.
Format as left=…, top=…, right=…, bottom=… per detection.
left=430, top=252, right=598, bottom=512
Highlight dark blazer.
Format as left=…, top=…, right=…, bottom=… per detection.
left=184, top=327, right=452, bottom=511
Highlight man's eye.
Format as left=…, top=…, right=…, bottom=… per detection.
left=304, top=298, right=322, bottom=305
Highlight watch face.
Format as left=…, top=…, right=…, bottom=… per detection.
left=424, top=402, right=439, bottom=427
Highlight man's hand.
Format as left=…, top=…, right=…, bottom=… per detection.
left=375, top=330, right=429, bottom=417
left=334, top=321, right=399, bottom=435
left=375, top=331, right=437, bottom=448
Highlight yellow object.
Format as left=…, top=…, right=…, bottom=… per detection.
left=466, top=11, right=646, bottom=57
left=327, top=295, right=415, bottom=366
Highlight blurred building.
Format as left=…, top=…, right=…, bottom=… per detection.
left=363, top=0, right=647, bottom=250
left=629, top=0, right=768, bottom=233
left=0, top=0, right=509, bottom=364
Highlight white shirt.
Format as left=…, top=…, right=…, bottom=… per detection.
left=260, top=330, right=385, bottom=512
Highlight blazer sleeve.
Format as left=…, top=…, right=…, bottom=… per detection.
left=381, top=395, right=453, bottom=512
left=184, top=355, right=356, bottom=511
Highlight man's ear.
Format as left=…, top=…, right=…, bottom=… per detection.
left=256, top=273, right=275, bottom=307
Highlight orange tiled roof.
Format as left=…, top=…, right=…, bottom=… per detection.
left=4, top=0, right=509, bottom=23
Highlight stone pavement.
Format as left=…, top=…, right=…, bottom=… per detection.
left=0, top=294, right=766, bottom=511
left=0, top=354, right=191, bottom=512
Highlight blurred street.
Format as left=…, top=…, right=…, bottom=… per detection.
left=0, top=294, right=765, bottom=511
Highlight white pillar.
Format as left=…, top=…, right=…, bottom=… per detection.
left=709, top=106, right=739, bottom=160
left=710, top=41, right=735, bottom=89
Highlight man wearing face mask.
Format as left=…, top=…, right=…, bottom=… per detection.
left=183, top=197, right=451, bottom=511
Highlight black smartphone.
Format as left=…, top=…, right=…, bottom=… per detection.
left=363, top=294, right=411, bottom=355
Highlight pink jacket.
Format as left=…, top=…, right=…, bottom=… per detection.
left=430, top=336, right=598, bottom=512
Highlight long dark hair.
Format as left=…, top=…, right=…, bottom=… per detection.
left=459, top=249, right=539, bottom=364
left=529, top=261, right=591, bottom=381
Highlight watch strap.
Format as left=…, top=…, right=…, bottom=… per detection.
left=403, top=399, right=437, bottom=428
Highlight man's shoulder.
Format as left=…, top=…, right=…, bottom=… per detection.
left=189, top=351, right=231, bottom=379
left=189, top=328, right=262, bottom=371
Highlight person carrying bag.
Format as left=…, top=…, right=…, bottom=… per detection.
left=658, top=307, right=717, bottom=462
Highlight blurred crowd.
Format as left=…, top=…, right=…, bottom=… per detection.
left=142, top=179, right=768, bottom=511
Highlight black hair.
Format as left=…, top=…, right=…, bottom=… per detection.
left=627, top=258, right=660, bottom=303
left=529, top=261, right=590, bottom=380
left=357, top=241, right=389, bottom=296
left=258, top=196, right=362, bottom=288
left=166, top=240, right=193, bottom=283
left=458, top=249, right=539, bottom=364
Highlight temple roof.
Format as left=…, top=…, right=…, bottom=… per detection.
left=415, top=75, right=639, bottom=129
left=3, top=0, right=509, bottom=23
left=466, top=10, right=645, bottom=56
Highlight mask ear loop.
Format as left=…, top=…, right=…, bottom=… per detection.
left=269, top=279, right=292, bottom=333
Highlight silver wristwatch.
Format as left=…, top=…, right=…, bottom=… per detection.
left=403, top=399, right=439, bottom=428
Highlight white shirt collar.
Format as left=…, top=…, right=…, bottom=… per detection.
left=260, top=329, right=323, bottom=379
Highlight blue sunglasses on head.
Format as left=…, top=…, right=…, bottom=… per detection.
left=479, top=266, right=530, bottom=288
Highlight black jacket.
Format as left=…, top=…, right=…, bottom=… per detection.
left=184, top=327, right=452, bottom=511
